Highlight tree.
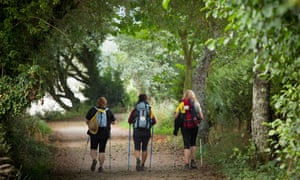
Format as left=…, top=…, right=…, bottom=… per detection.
left=0, top=1, right=76, bottom=177
left=118, top=0, right=218, bottom=90
left=34, top=0, right=126, bottom=108
left=205, top=0, right=300, bottom=176
left=193, top=47, right=214, bottom=136
left=252, top=69, right=269, bottom=159
left=110, top=34, right=177, bottom=100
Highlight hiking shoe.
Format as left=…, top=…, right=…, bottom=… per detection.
left=90, top=159, right=97, bottom=171
left=136, top=158, right=141, bottom=171
left=191, top=160, right=197, bottom=169
left=184, top=164, right=190, bottom=170
left=140, top=164, right=145, bottom=171
left=98, top=167, right=103, bottom=173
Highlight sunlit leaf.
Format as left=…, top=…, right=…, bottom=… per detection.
left=162, top=0, right=171, bottom=10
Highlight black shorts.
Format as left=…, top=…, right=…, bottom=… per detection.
left=133, top=129, right=151, bottom=151
left=90, top=127, right=109, bottom=153
left=181, top=127, right=198, bottom=149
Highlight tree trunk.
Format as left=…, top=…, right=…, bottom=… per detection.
left=46, top=53, right=81, bottom=110
left=252, top=70, right=270, bottom=160
left=48, top=85, right=72, bottom=110
left=193, top=47, right=213, bottom=119
left=179, top=29, right=193, bottom=91
left=193, top=47, right=214, bottom=140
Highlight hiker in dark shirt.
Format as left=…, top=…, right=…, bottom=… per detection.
left=128, top=94, right=156, bottom=171
left=85, top=96, right=116, bottom=172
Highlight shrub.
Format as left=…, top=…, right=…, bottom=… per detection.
left=6, top=116, right=53, bottom=179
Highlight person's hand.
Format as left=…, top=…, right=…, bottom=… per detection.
left=173, top=129, right=178, bottom=136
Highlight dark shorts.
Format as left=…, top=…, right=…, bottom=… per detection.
left=89, top=127, right=109, bottom=153
left=181, top=127, right=198, bottom=149
left=133, top=129, right=151, bottom=151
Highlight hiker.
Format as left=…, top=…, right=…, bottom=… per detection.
left=128, top=94, right=156, bottom=171
left=174, top=89, right=203, bottom=170
left=85, top=96, right=116, bottom=172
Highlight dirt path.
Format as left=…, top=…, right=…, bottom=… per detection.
left=48, top=114, right=224, bottom=180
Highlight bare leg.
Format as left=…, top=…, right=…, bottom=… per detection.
left=190, top=146, right=196, bottom=160
left=134, top=150, right=140, bottom=159
left=90, top=149, right=97, bottom=160
left=184, top=148, right=191, bottom=164
left=142, top=151, right=147, bottom=165
left=99, top=153, right=105, bottom=168
left=190, top=146, right=197, bottom=168
left=135, top=150, right=141, bottom=171
left=90, top=149, right=98, bottom=171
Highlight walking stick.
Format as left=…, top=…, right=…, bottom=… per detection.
left=200, top=138, right=203, bottom=167
left=173, top=135, right=176, bottom=169
left=127, top=124, right=131, bottom=171
left=149, top=126, right=154, bottom=171
left=79, top=136, right=90, bottom=174
left=109, top=135, right=112, bottom=172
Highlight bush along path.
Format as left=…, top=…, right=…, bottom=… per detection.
left=48, top=114, right=224, bottom=180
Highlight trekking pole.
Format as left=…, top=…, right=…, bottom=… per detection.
left=173, top=135, right=176, bottom=169
left=127, top=124, right=131, bottom=171
left=79, top=136, right=90, bottom=174
left=109, top=135, right=112, bottom=173
left=149, top=126, right=154, bottom=171
left=200, top=138, right=203, bottom=167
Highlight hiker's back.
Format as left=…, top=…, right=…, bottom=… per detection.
left=182, top=99, right=199, bottom=129
left=134, top=101, right=151, bottom=129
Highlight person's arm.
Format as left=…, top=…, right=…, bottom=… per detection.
left=128, top=109, right=136, bottom=124
left=173, top=102, right=184, bottom=136
left=108, top=109, right=116, bottom=124
left=150, top=110, right=156, bottom=125
left=198, top=104, right=204, bottom=120
left=85, top=107, right=96, bottom=124
left=174, top=102, right=184, bottom=118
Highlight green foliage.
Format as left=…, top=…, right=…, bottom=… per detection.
left=207, top=53, right=252, bottom=127
left=151, top=100, right=175, bottom=135
left=82, top=63, right=126, bottom=107
left=0, top=0, right=59, bottom=77
left=117, top=0, right=216, bottom=91
left=172, top=63, right=185, bottom=100
left=224, top=142, right=288, bottom=179
left=100, top=70, right=126, bottom=107
left=268, top=84, right=300, bottom=177
left=162, top=0, right=171, bottom=10
left=123, top=90, right=139, bottom=109
left=0, top=124, right=10, bottom=156
left=205, top=0, right=300, bottom=176
left=113, top=34, right=178, bottom=101
left=5, top=116, right=53, bottom=179
left=204, top=129, right=287, bottom=179
left=205, top=130, right=250, bottom=162
left=19, top=140, right=54, bottom=179
left=0, top=65, right=45, bottom=121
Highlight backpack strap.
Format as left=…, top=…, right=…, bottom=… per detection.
left=94, top=106, right=109, bottom=112
left=94, top=107, right=109, bottom=127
